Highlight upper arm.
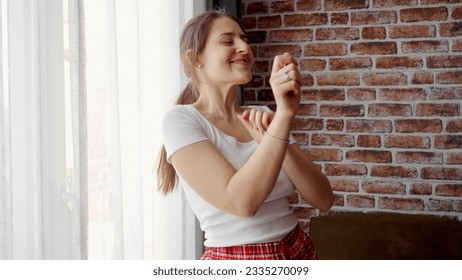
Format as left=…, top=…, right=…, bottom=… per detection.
left=169, top=140, right=239, bottom=214
left=161, top=107, right=240, bottom=215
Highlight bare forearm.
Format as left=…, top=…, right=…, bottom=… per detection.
left=227, top=113, right=292, bottom=216
left=283, top=144, right=333, bottom=211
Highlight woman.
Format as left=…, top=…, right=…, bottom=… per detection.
left=156, top=10, right=333, bottom=260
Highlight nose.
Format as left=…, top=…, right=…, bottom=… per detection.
left=236, top=38, right=251, bottom=54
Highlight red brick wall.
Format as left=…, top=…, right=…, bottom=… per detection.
left=240, top=0, right=462, bottom=225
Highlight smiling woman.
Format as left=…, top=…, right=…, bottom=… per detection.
left=156, top=10, right=333, bottom=260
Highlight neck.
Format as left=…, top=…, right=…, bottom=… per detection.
left=193, top=84, right=242, bottom=120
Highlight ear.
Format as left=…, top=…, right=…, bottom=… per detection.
left=185, top=49, right=203, bottom=69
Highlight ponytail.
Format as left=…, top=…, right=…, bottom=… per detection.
left=155, top=9, right=240, bottom=195
left=155, top=84, right=198, bottom=195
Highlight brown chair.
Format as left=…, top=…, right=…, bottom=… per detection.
left=309, top=212, right=462, bottom=260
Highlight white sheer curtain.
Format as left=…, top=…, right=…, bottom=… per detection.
left=1, top=0, right=205, bottom=260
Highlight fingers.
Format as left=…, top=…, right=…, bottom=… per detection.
left=271, top=52, right=298, bottom=75
left=238, top=109, right=274, bottom=137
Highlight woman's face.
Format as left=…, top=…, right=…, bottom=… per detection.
left=197, top=17, right=254, bottom=87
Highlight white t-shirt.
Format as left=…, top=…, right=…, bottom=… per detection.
left=162, top=104, right=299, bottom=247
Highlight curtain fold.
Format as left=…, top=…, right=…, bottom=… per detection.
left=1, top=0, right=205, bottom=260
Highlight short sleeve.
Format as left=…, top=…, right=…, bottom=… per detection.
left=162, top=106, right=208, bottom=162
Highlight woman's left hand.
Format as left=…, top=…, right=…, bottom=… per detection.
left=238, top=109, right=274, bottom=143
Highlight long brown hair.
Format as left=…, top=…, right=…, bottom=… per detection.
left=155, top=10, right=244, bottom=195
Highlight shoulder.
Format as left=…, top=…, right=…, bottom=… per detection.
left=162, top=105, right=202, bottom=127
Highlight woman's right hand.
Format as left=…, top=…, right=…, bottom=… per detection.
left=269, top=53, right=301, bottom=118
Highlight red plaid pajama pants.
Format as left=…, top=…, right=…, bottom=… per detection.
left=201, top=224, right=318, bottom=260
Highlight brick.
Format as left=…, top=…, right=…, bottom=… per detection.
left=317, top=73, right=360, bottom=86
left=332, top=194, right=345, bottom=207
left=447, top=152, right=462, bottom=164
left=259, top=45, right=301, bottom=58
left=400, top=7, right=448, bottom=22
left=326, top=119, right=344, bottom=131
left=301, top=89, right=345, bottom=101
left=296, top=0, right=322, bottom=11
left=453, top=39, right=462, bottom=52
left=427, top=55, right=462, bottom=68
left=347, top=195, right=375, bottom=208
left=242, top=17, right=257, bottom=29
left=453, top=7, right=462, bottom=20
left=379, top=197, right=424, bottom=211
left=330, top=57, right=372, bottom=71
left=306, top=148, right=342, bottom=161
left=429, top=87, right=462, bottom=99
left=311, top=133, right=355, bottom=147
left=269, top=29, right=313, bottom=42
left=320, top=104, right=364, bottom=117
left=246, top=75, right=264, bottom=87
left=447, top=120, right=462, bottom=132
left=440, top=22, right=462, bottom=37
left=362, top=72, right=407, bottom=86
left=401, top=40, right=449, bottom=53
left=253, top=60, right=270, bottom=73
left=434, top=135, right=462, bottom=149
left=421, top=0, right=462, bottom=4
left=357, top=135, right=381, bottom=148
left=293, top=207, right=317, bottom=219
left=411, top=72, right=434, bottom=84
left=373, top=0, right=418, bottom=7
left=291, top=118, right=323, bottom=130
left=436, top=184, right=462, bottom=197
left=379, top=88, right=426, bottom=101
left=376, top=56, right=423, bottom=69
left=316, top=28, right=360, bottom=40
left=416, top=103, right=460, bottom=117
left=325, top=163, right=368, bottom=176
left=300, top=59, right=327, bottom=71
left=368, top=103, right=412, bottom=117
left=362, top=181, right=406, bottom=194
left=437, top=71, right=462, bottom=84
left=428, top=198, right=462, bottom=212
left=258, top=15, right=282, bottom=29
left=421, top=167, right=462, bottom=180
left=348, top=88, right=377, bottom=101
left=324, top=0, right=368, bottom=11
left=331, top=179, right=360, bottom=192
left=371, top=165, right=417, bottom=179
left=331, top=13, right=349, bottom=25
left=362, top=26, right=386, bottom=40
left=297, top=104, right=317, bottom=116
left=257, top=89, right=274, bottom=101
left=384, top=135, right=431, bottom=149
left=351, top=11, right=398, bottom=25
left=396, top=151, right=443, bottom=164
left=351, top=42, right=397, bottom=55
left=242, top=89, right=256, bottom=102
left=271, top=0, right=295, bottom=13
left=390, top=25, right=436, bottom=38
left=284, top=13, right=328, bottom=26
left=346, top=120, right=393, bottom=133
left=410, top=183, right=433, bottom=195
left=346, top=150, right=392, bottom=163
left=292, top=133, right=309, bottom=145
left=246, top=2, right=269, bottom=15
left=395, top=119, right=443, bottom=133
left=246, top=31, right=267, bottom=44
left=304, top=43, right=347, bottom=56
left=300, top=74, right=315, bottom=87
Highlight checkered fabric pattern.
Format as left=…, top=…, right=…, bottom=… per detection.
left=201, top=225, right=318, bottom=260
